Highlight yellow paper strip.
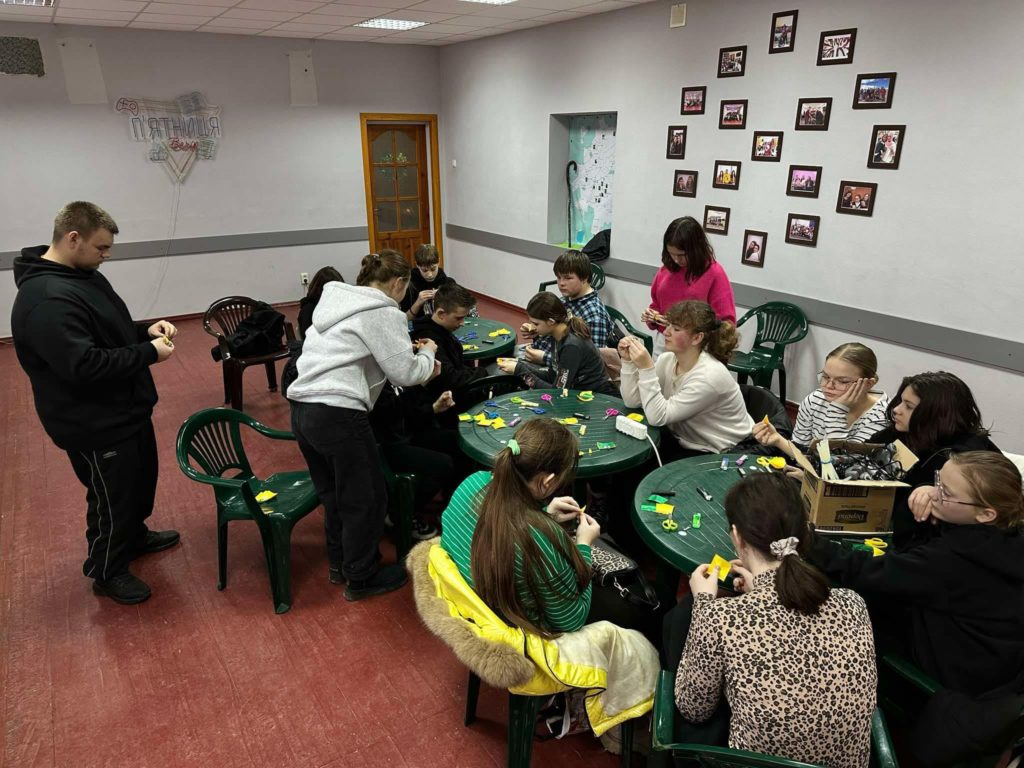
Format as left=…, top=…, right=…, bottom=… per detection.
left=655, top=503, right=674, bottom=515
left=709, top=554, right=732, bottom=581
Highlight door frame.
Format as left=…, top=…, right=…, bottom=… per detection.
left=360, top=113, right=444, bottom=264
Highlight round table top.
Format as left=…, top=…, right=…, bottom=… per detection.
left=457, top=318, right=516, bottom=362
left=457, top=389, right=660, bottom=479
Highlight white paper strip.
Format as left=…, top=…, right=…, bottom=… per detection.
left=57, top=37, right=107, bottom=105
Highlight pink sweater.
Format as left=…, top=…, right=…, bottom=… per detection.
left=648, top=262, right=737, bottom=326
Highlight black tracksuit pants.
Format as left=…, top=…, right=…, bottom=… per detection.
left=66, top=420, right=158, bottom=581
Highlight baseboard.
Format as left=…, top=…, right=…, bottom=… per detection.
left=468, top=289, right=525, bottom=314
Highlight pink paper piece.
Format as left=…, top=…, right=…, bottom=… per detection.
left=540, top=394, right=552, bottom=402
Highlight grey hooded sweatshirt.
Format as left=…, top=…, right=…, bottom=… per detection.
left=287, top=281, right=435, bottom=411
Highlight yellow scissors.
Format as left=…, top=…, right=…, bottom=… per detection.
left=757, top=456, right=787, bottom=470
left=863, top=537, right=888, bottom=557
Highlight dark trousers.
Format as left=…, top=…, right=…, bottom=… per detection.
left=380, top=430, right=459, bottom=512
left=66, top=420, right=158, bottom=581
left=291, top=401, right=386, bottom=582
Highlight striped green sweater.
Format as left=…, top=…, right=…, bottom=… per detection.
left=440, top=471, right=593, bottom=633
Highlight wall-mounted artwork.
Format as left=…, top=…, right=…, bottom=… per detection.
left=713, top=160, right=742, bottom=190
left=836, top=180, right=878, bottom=216
left=817, top=28, right=857, bottom=65
left=867, top=124, right=905, bottom=169
left=681, top=86, right=707, bottom=115
left=787, top=165, right=823, bottom=198
left=742, top=230, right=767, bottom=267
left=853, top=72, right=897, bottom=109
left=795, top=97, right=832, bottom=130
left=786, top=214, right=820, bottom=247
left=718, top=46, right=747, bottom=77
left=666, top=126, right=687, bottom=159
left=751, top=131, right=784, bottom=162
left=673, top=169, right=698, bottom=197
left=770, top=10, right=798, bottom=54
left=719, top=99, right=748, bottom=129
left=704, top=205, right=731, bottom=235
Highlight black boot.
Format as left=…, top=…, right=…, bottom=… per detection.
left=344, top=564, right=408, bottom=602
left=92, top=572, right=152, bottom=604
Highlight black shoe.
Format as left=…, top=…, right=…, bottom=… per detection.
left=344, top=564, right=408, bottom=602
left=328, top=565, right=345, bottom=585
left=92, top=572, right=152, bottom=604
left=132, top=529, right=181, bottom=559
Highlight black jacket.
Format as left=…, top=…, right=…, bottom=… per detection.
left=810, top=523, right=1024, bottom=698
left=514, top=333, right=617, bottom=396
left=10, top=246, right=159, bottom=450
left=400, top=267, right=454, bottom=317
left=868, top=427, right=1001, bottom=549
left=409, top=315, right=487, bottom=401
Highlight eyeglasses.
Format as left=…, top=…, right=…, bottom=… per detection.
left=818, top=372, right=856, bottom=388
left=933, top=471, right=986, bottom=507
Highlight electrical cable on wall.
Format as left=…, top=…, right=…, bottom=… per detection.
left=141, top=181, right=181, bottom=318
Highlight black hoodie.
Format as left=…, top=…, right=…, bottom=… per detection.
left=409, top=314, right=487, bottom=401
left=399, top=267, right=454, bottom=317
left=11, top=246, right=159, bottom=451
left=810, top=522, right=1024, bottom=698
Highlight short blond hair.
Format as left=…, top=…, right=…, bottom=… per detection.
left=52, top=201, right=118, bottom=243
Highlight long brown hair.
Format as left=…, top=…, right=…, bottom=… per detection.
left=470, top=420, right=589, bottom=637
left=302, top=266, right=344, bottom=307
left=886, top=371, right=988, bottom=453
left=826, top=342, right=877, bottom=378
left=662, top=216, right=715, bottom=280
left=948, top=451, right=1024, bottom=530
left=725, top=473, right=830, bottom=614
left=356, top=249, right=409, bottom=286
left=526, top=292, right=591, bottom=341
left=665, top=300, right=739, bottom=364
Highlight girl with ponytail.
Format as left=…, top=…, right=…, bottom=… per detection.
left=668, top=473, right=877, bottom=766
left=619, top=300, right=753, bottom=460
left=497, top=291, right=617, bottom=395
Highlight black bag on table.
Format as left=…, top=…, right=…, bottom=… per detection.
left=581, top=229, right=611, bottom=263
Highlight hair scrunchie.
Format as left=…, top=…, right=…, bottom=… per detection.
left=769, top=536, right=800, bottom=559
left=507, top=439, right=521, bottom=456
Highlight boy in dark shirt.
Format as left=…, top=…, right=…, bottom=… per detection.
left=401, top=244, right=455, bottom=319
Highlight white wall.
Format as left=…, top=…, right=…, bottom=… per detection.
left=438, top=0, right=1024, bottom=451
left=0, top=20, right=441, bottom=333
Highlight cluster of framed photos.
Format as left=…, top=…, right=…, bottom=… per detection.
left=665, top=9, right=907, bottom=268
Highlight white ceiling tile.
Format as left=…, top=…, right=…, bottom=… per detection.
left=259, top=28, right=323, bottom=36
left=516, top=0, right=595, bottom=10
left=466, top=4, right=549, bottom=19
left=236, top=0, right=328, bottom=11
left=197, top=25, right=263, bottom=33
left=319, top=31, right=381, bottom=39
left=0, top=6, right=54, bottom=17
left=136, top=12, right=217, bottom=23
left=202, top=16, right=273, bottom=26
left=141, top=3, right=224, bottom=16
left=428, top=13, right=500, bottom=27
left=130, top=20, right=202, bottom=29
left=270, top=21, right=343, bottom=30
left=531, top=9, right=585, bottom=21
left=321, top=25, right=384, bottom=35
left=54, top=8, right=137, bottom=20
left=292, top=11, right=374, bottom=22
left=385, top=9, right=456, bottom=21
left=410, top=21, right=473, bottom=33
left=327, top=0, right=406, bottom=8
left=58, top=0, right=147, bottom=11
left=219, top=8, right=302, bottom=21
left=403, top=0, right=475, bottom=13
left=298, top=5, right=388, bottom=17
left=572, top=0, right=631, bottom=12
left=157, top=0, right=239, bottom=5
left=54, top=17, right=132, bottom=26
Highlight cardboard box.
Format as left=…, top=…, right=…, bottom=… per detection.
left=793, top=440, right=918, bottom=534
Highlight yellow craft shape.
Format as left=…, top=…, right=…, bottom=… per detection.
left=626, top=413, right=644, bottom=422
left=488, top=328, right=512, bottom=337
left=709, top=554, right=732, bottom=581
left=490, top=418, right=507, bottom=429
left=477, top=418, right=494, bottom=427
left=458, top=414, right=472, bottom=422
left=559, top=418, right=579, bottom=425
left=655, top=503, right=674, bottom=515
left=255, top=490, right=277, bottom=502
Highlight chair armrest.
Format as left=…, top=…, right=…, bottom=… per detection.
left=734, top=306, right=756, bottom=329
left=217, top=336, right=233, bottom=362
left=651, top=670, right=678, bottom=751
left=538, top=279, right=557, bottom=293
left=177, top=461, right=247, bottom=490
left=247, top=420, right=298, bottom=442
left=284, top=321, right=296, bottom=343
left=881, top=653, right=942, bottom=696
left=871, top=708, right=899, bottom=768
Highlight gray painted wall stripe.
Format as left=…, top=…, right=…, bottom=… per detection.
left=0, top=226, right=369, bottom=271
left=445, top=223, right=1023, bottom=375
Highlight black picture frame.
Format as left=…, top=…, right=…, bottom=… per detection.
left=853, top=72, right=897, bottom=109
left=666, top=126, right=687, bottom=159
left=718, top=45, right=747, bottom=78
left=719, top=99, right=748, bottom=129
left=795, top=97, right=832, bottom=131
left=681, top=85, right=707, bottom=115
left=703, top=205, right=731, bottom=236
left=673, top=169, right=699, bottom=197
left=713, top=160, right=742, bottom=190
left=817, top=28, right=857, bottom=66
left=786, top=164, right=823, bottom=198
left=751, top=131, right=784, bottom=162
left=770, top=10, right=798, bottom=53
left=742, top=229, right=767, bottom=268
left=867, top=124, right=905, bottom=169
left=785, top=213, right=820, bottom=247
left=836, top=180, right=878, bottom=217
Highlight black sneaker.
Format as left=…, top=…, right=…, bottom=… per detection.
left=411, top=517, right=438, bottom=540
left=132, top=529, right=181, bottom=559
left=328, top=565, right=344, bottom=585
left=92, top=572, right=152, bottom=604
left=344, top=564, right=408, bottom=602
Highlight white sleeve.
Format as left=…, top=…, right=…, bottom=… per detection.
left=619, top=361, right=641, bottom=408
left=637, top=364, right=719, bottom=428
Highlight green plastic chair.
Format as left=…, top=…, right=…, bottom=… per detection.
left=650, top=670, right=898, bottom=768
left=380, top=452, right=417, bottom=561
left=538, top=262, right=606, bottom=293
left=458, top=374, right=528, bottom=409
left=175, top=407, right=319, bottom=614
left=727, top=302, right=808, bottom=403
left=606, top=305, right=653, bottom=354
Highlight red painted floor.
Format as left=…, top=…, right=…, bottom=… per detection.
left=0, top=297, right=621, bottom=768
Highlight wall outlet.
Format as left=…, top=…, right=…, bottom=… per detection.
left=300, top=272, right=309, bottom=286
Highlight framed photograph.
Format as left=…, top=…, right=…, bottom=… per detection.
left=741, top=229, right=767, bottom=268
left=853, top=72, right=897, bottom=109
left=751, top=131, right=784, bottom=162
left=719, top=99, right=748, bottom=129
left=817, top=28, right=857, bottom=66
left=673, top=169, right=699, bottom=197
left=867, top=124, right=905, bottom=169
left=836, top=180, right=878, bottom=217
left=703, top=205, right=731, bottom=236
left=786, top=164, right=823, bottom=198
left=718, top=45, right=747, bottom=78
left=713, top=160, right=742, bottom=190
left=770, top=10, right=798, bottom=54
left=681, top=86, right=707, bottom=115
left=666, top=126, right=687, bottom=159
left=785, top=213, right=820, bottom=247
left=795, top=97, right=832, bottom=130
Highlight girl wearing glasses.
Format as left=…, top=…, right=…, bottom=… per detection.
left=808, top=451, right=1024, bottom=762
left=753, top=343, right=889, bottom=454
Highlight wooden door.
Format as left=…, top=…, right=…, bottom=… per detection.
left=367, top=124, right=431, bottom=263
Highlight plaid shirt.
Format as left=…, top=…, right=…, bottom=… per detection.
left=531, top=291, right=616, bottom=366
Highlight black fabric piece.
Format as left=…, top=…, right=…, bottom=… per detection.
left=210, top=302, right=285, bottom=362
left=910, top=688, right=1024, bottom=767
left=409, top=315, right=488, bottom=408
left=400, top=267, right=455, bottom=316
left=581, top=229, right=611, bottom=263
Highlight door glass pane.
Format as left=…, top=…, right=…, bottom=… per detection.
left=373, top=167, right=396, bottom=198
left=376, top=202, right=398, bottom=233
left=399, top=201, right=420, bottom=231
left=397, top=166, right=418, bottom=197
left=395, top=131, right=416, bottom=163
left=372, top=131, right=395, bottom=163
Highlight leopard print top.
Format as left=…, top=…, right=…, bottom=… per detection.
left=675, top=570, right=877, bottom=767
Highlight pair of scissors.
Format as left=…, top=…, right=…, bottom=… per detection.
left=863, top=538, right=888, bottom=557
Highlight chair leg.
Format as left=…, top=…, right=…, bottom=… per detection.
left=227, top=362, right=244, bottom=412
left=265, top=361, right=278, bottom=393
left=222, top=365, right=232, bottom=405
left=507, top=693, right=543, bottom=768
left=736, top=372, right=749, bottom=388
left=778, top=365, right=787, bottom=404
left=263, top=520, right=295, bottom=614
left=620, top=718, right=634, bottom=767
left=217, top=519, right=229, bottom=590
left=465, top=671, right=481, bottom=726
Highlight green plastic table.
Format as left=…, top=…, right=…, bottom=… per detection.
left=457, top=389, right=660, bottom=479
left=456, top=318, right=516, bottom=363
